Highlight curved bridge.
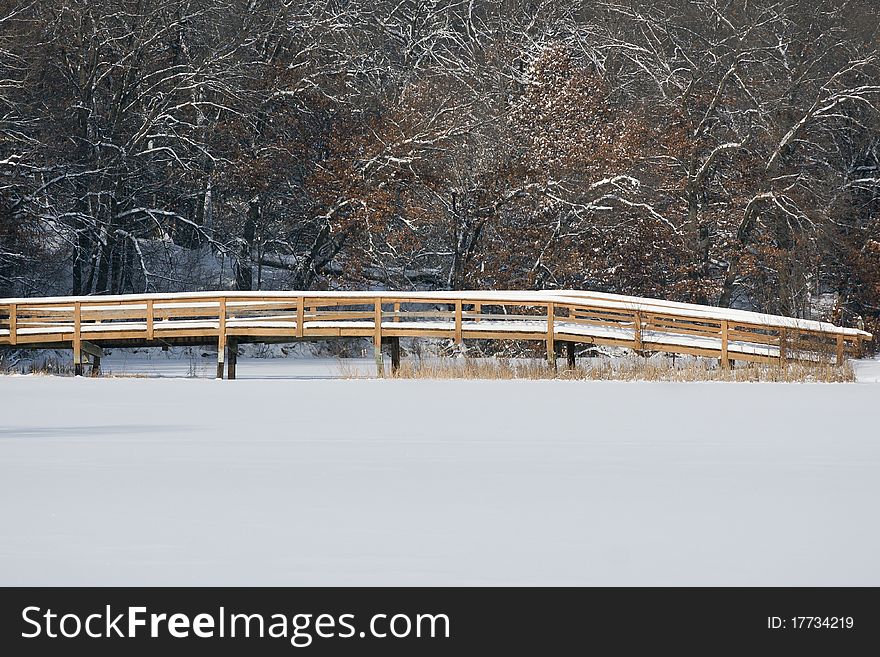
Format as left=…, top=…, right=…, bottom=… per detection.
left=0, top=290, right=871, bottom=378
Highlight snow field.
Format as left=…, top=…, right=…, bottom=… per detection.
left=1, top=375, right=878, bottom=585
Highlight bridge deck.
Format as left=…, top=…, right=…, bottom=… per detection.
left=0, top=290, right=871, bottom=377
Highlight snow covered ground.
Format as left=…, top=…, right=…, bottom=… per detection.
left=852, top=357, right=880, bottom=383
left=1, top=370, right=879, bottom=585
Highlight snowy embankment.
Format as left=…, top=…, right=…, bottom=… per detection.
left=0, top=375, right=878, bottom=585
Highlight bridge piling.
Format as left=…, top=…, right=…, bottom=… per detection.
left=374, top=299, right=384, bottom=377
left=720, top=320, right=730, bottom=370
left=227, top=339, right=238, bottom=380
left=217, top=299, right=226, bottom=379
left=9, top=303, right=15, bottom=346
left=389, top=337, right=401, bottom=374
left=73, top=301, right=82, bottom=376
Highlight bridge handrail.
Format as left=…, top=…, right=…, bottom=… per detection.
left=0, top=290, right=872, bottom=376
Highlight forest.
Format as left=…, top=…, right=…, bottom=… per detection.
left=1, top=0, right=879, bottom=339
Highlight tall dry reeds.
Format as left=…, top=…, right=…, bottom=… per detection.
left=379, top=356, right=855, bottom=383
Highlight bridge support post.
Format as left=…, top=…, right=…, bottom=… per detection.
left=374, top=299, right=384, bottom=378
left=720, top=320, right=730, bottom=370
left=546, top=302, right=556, bottom=373
left=217, top=298, right=226, bottom=379
left=566, top=342, right=576, bottom=370
left=389, top=337, right=400, bottom=374
left=227, top=339, right=238, bottom=380
left=146, top=299, right=154, bottom=341
left=73, top=301, right=82, bottom=376
left=633, top=311, right=643, bottom=356
left=9, top=303, right=16, bottom=345
left=79, top=341, right=103, bottom=377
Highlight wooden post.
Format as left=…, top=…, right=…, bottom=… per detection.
left=73, top=301, right=82, bottom=376
left=81, top=341, right=103, bottom=377
left=779, top=328, right=787, bottom=363
left=296, top=296, right=304, bottom=338
left=454, top=299, right=462, bottom=344
left=474, top=302, right=481, bottom=322
left=389, top=337, right=401, bottom=374
left=227, top=339, right=238, bottom=380
left=146, top=299, right=154, bottom=340
left=393, top=302, right=400, bottom=323
left=546, top=302, right=556, bottom=371
left=836, top=334, right=844, bottom=366
left=633, top=310, right=643, bottom=354
left=374, top=298, right=384, bottom=377
left=217, top=298, right=226, bottom=379
left=566, top=341, right=576, bottom=370
left=9, top=303, right=16, bottom=346
left=720, top=320, right=730, bottom=369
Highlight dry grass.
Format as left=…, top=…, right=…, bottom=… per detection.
left=6, top=356, right=73, bottom=376
left=386, top=356, right=855, bottom=383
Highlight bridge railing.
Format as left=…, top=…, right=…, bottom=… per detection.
left=0, top=291, right=871, bottom=377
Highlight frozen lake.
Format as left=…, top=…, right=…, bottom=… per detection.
left=1, top=374, right=878, bottom=585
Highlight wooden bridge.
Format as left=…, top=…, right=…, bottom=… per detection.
left=0, top=290, right=871, bottom=378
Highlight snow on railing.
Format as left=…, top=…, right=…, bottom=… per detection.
left=0, top=290, right=872, bottom=378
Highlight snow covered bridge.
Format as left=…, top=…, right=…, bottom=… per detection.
left=0, top=290, right=871, bottom=377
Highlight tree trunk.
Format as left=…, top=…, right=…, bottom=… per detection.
left=235, top=199, right=258, bottom=291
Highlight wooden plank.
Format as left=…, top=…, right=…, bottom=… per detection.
left=296, top=296, right=304, bottom=338
left=227, top=327, right=301, bottom=338
left=384, top=328, right=456, bottom=339
left=726, top=330, right=778, bottom=346
left=460, top=330, right=550, bottom=341
left=9, top=303, right=16, bottom=345
left=454, top=300, right=462, bottom=344
left=148, top=306, right=226, bottom=320
left=80, top=340, right=104, bottom=359
left=302, top=327, right=374, bottom=338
